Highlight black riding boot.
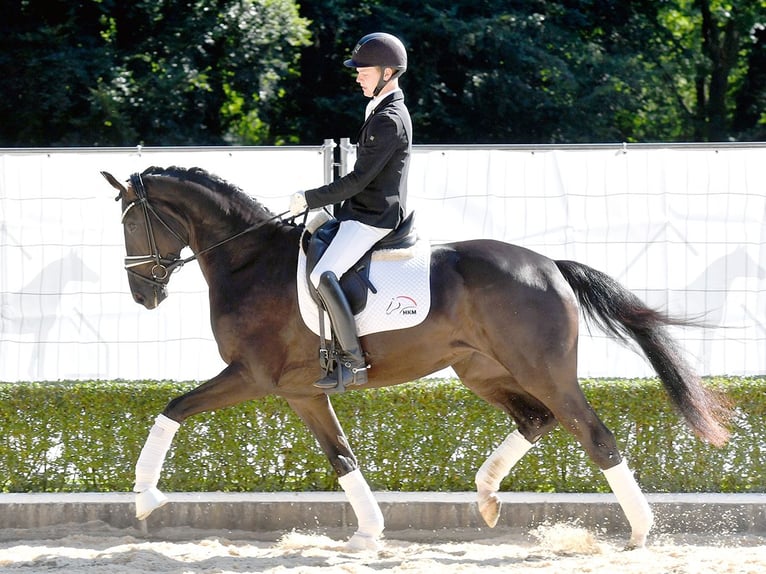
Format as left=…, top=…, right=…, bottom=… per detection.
left=314, top=271, right=369, bottom=390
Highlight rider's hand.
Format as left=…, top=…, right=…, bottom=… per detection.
left=289, top=191, right=308, bottom=215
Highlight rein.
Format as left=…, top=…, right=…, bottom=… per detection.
left=121, top=173, right=291, bottom=286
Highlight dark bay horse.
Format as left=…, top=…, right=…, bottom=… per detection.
left=102, top=166, right=729, bottom=551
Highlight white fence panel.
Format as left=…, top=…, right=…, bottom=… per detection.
left=407, top=145, right=766, bottom=377
left=1, top=144, right=764, bottom=381
left=0, top=147, right=326, bottom=381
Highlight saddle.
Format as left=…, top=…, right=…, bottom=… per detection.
left=302, top=212, right=418, bottom=314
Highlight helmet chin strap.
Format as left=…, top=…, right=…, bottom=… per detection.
left=372, top=67, right=399, bottom=97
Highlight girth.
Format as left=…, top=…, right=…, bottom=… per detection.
left=302, top=212, right=417, bottom=314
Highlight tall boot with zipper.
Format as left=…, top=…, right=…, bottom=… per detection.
left=314, top=271, right=369, bottom=390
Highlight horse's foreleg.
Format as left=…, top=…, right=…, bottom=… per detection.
left=287, top=394, right=384, bottom=550
left=134, top=364, right=252, bottom=520
left=475, top=430, right=535, bottom=528
left=134, top=414, right=180, bottom=519
left=338, top=468, right=385, bottom=550
left=603, top=459, right=653, bottom=549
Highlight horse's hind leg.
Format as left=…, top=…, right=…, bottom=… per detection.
left=546, top=381, right=653, bottom=549
left=475, top=429, right=534, bottom=527
left=454, top=358, right=559, bottom=529
left=287, top=393, right=384, bottom=551
left=457, top=356, right=652, bottom=548
left=602, top=459, right=654, bottom=549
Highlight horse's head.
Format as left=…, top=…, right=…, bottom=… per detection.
left=102, top=171, right=187, bottom=309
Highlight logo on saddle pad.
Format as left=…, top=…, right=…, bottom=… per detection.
left=386, top=295, right=418, bottom=316
left=296, top=214, right=431, bottom=338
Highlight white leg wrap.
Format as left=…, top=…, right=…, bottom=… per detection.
left=339, top=468, right=384, bottom=551
left=133, top=414, right=180, bottom=520
left=475, top=429, right=534, bottom=528
left=476, top=429, right=534, bottom=492
left=134, top=414, right=180, bottom=492
left=603, top=459, right=653, bottom=548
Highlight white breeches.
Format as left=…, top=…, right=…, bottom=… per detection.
left=310, top=220, right=390, bottom=288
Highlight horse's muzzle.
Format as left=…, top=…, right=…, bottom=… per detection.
left=129, top=278, right=168, bottom=309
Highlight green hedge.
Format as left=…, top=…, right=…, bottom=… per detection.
left=1, top=377, right=763, bottom=493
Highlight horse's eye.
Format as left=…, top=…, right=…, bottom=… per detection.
left=126, top=222, right=138, bottom=233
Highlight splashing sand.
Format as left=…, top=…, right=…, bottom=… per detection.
left=0, top=522, right=763, bottom=573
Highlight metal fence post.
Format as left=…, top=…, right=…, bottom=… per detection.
left=322, top=138, right=336, bottom=184
left=339, top=137, right=355, bottom=176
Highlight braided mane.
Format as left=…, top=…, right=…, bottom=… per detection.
left=142, top=165, right=270, bottom=225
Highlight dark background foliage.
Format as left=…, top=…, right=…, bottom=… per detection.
left=0, top=0, right=764, bottom=146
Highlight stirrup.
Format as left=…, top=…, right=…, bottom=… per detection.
left=314, top=360, right=369, bottom=392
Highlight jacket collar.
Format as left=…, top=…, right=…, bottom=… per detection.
left=369, top=89, right=402, bottom=115
left=360, top=90, right=403, bottom=133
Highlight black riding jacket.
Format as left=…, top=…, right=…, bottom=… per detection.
left=304, top=90, right=412, bottom=230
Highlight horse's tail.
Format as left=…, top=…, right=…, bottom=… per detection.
left=554, top=259, right=731, bottom=447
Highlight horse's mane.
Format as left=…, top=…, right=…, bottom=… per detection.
left=142, top=165, right=270, bottom=224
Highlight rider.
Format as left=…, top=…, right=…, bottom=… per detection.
left=288, top=32, right=412, bottom=390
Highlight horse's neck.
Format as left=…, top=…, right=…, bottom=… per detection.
left=159, top=182, right=262, bottom=252
left=196, top=221, right=299, bottom=298
left=172, top=188, right=295, bottom=267
left=151, top=179, right=297, bottom=285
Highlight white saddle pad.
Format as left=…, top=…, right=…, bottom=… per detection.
left=296, top=238, right=432, bottom=338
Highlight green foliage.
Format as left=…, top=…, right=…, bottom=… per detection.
left=1, top=377, right=763, bottom=493
left=292, top=0, right=766, bottom=144
left=1, top=0, right=763, bottom=145
left=0, top=0, right=310, bottom=146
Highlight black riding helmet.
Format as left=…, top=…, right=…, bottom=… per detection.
left=344, top=32, right=407, bottom=96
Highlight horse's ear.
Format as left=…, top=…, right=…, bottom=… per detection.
left=101, top=171, right=128, bottom=201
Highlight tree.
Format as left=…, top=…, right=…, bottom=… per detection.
left=0, top=1, right=116, bottom=145
left=291, top=0, right=765, bottom=143
left=1, top=0, right=762, bottom=145
left=292, top=1, right=664, bottom=143
left=0, top=0, right=310, bottom=146
left=733, top=23, right=766, bottom=139
left=695, top=0, right=766, bottom=140
left=616, top=0, right=766, bottom=141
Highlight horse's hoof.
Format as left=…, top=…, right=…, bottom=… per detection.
left=623, top=533, right=648, bottom=550
left=135, top=487, right=168, bottom=520
left=477, top=492, right=502, bottom=528
left=344, top=532, right=381, bottom=552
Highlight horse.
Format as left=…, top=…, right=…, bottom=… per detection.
left=102, top=166, right=730, bottom=551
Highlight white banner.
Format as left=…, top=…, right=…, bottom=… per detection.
left=0, top=147, right=326, bottom=381
left=407, top=146, right=766, bottom=378
left=1, top=144, right=764, bottom=381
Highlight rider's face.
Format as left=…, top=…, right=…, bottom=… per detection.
left=355, top=66, right=390, bottom=98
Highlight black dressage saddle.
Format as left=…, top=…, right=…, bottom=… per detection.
left=302, top=212, right=418, bottom=314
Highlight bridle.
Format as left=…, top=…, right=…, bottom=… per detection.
left=118, top=173, right=292, bottom=289
left=120, top=173, right=188, bottom=288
